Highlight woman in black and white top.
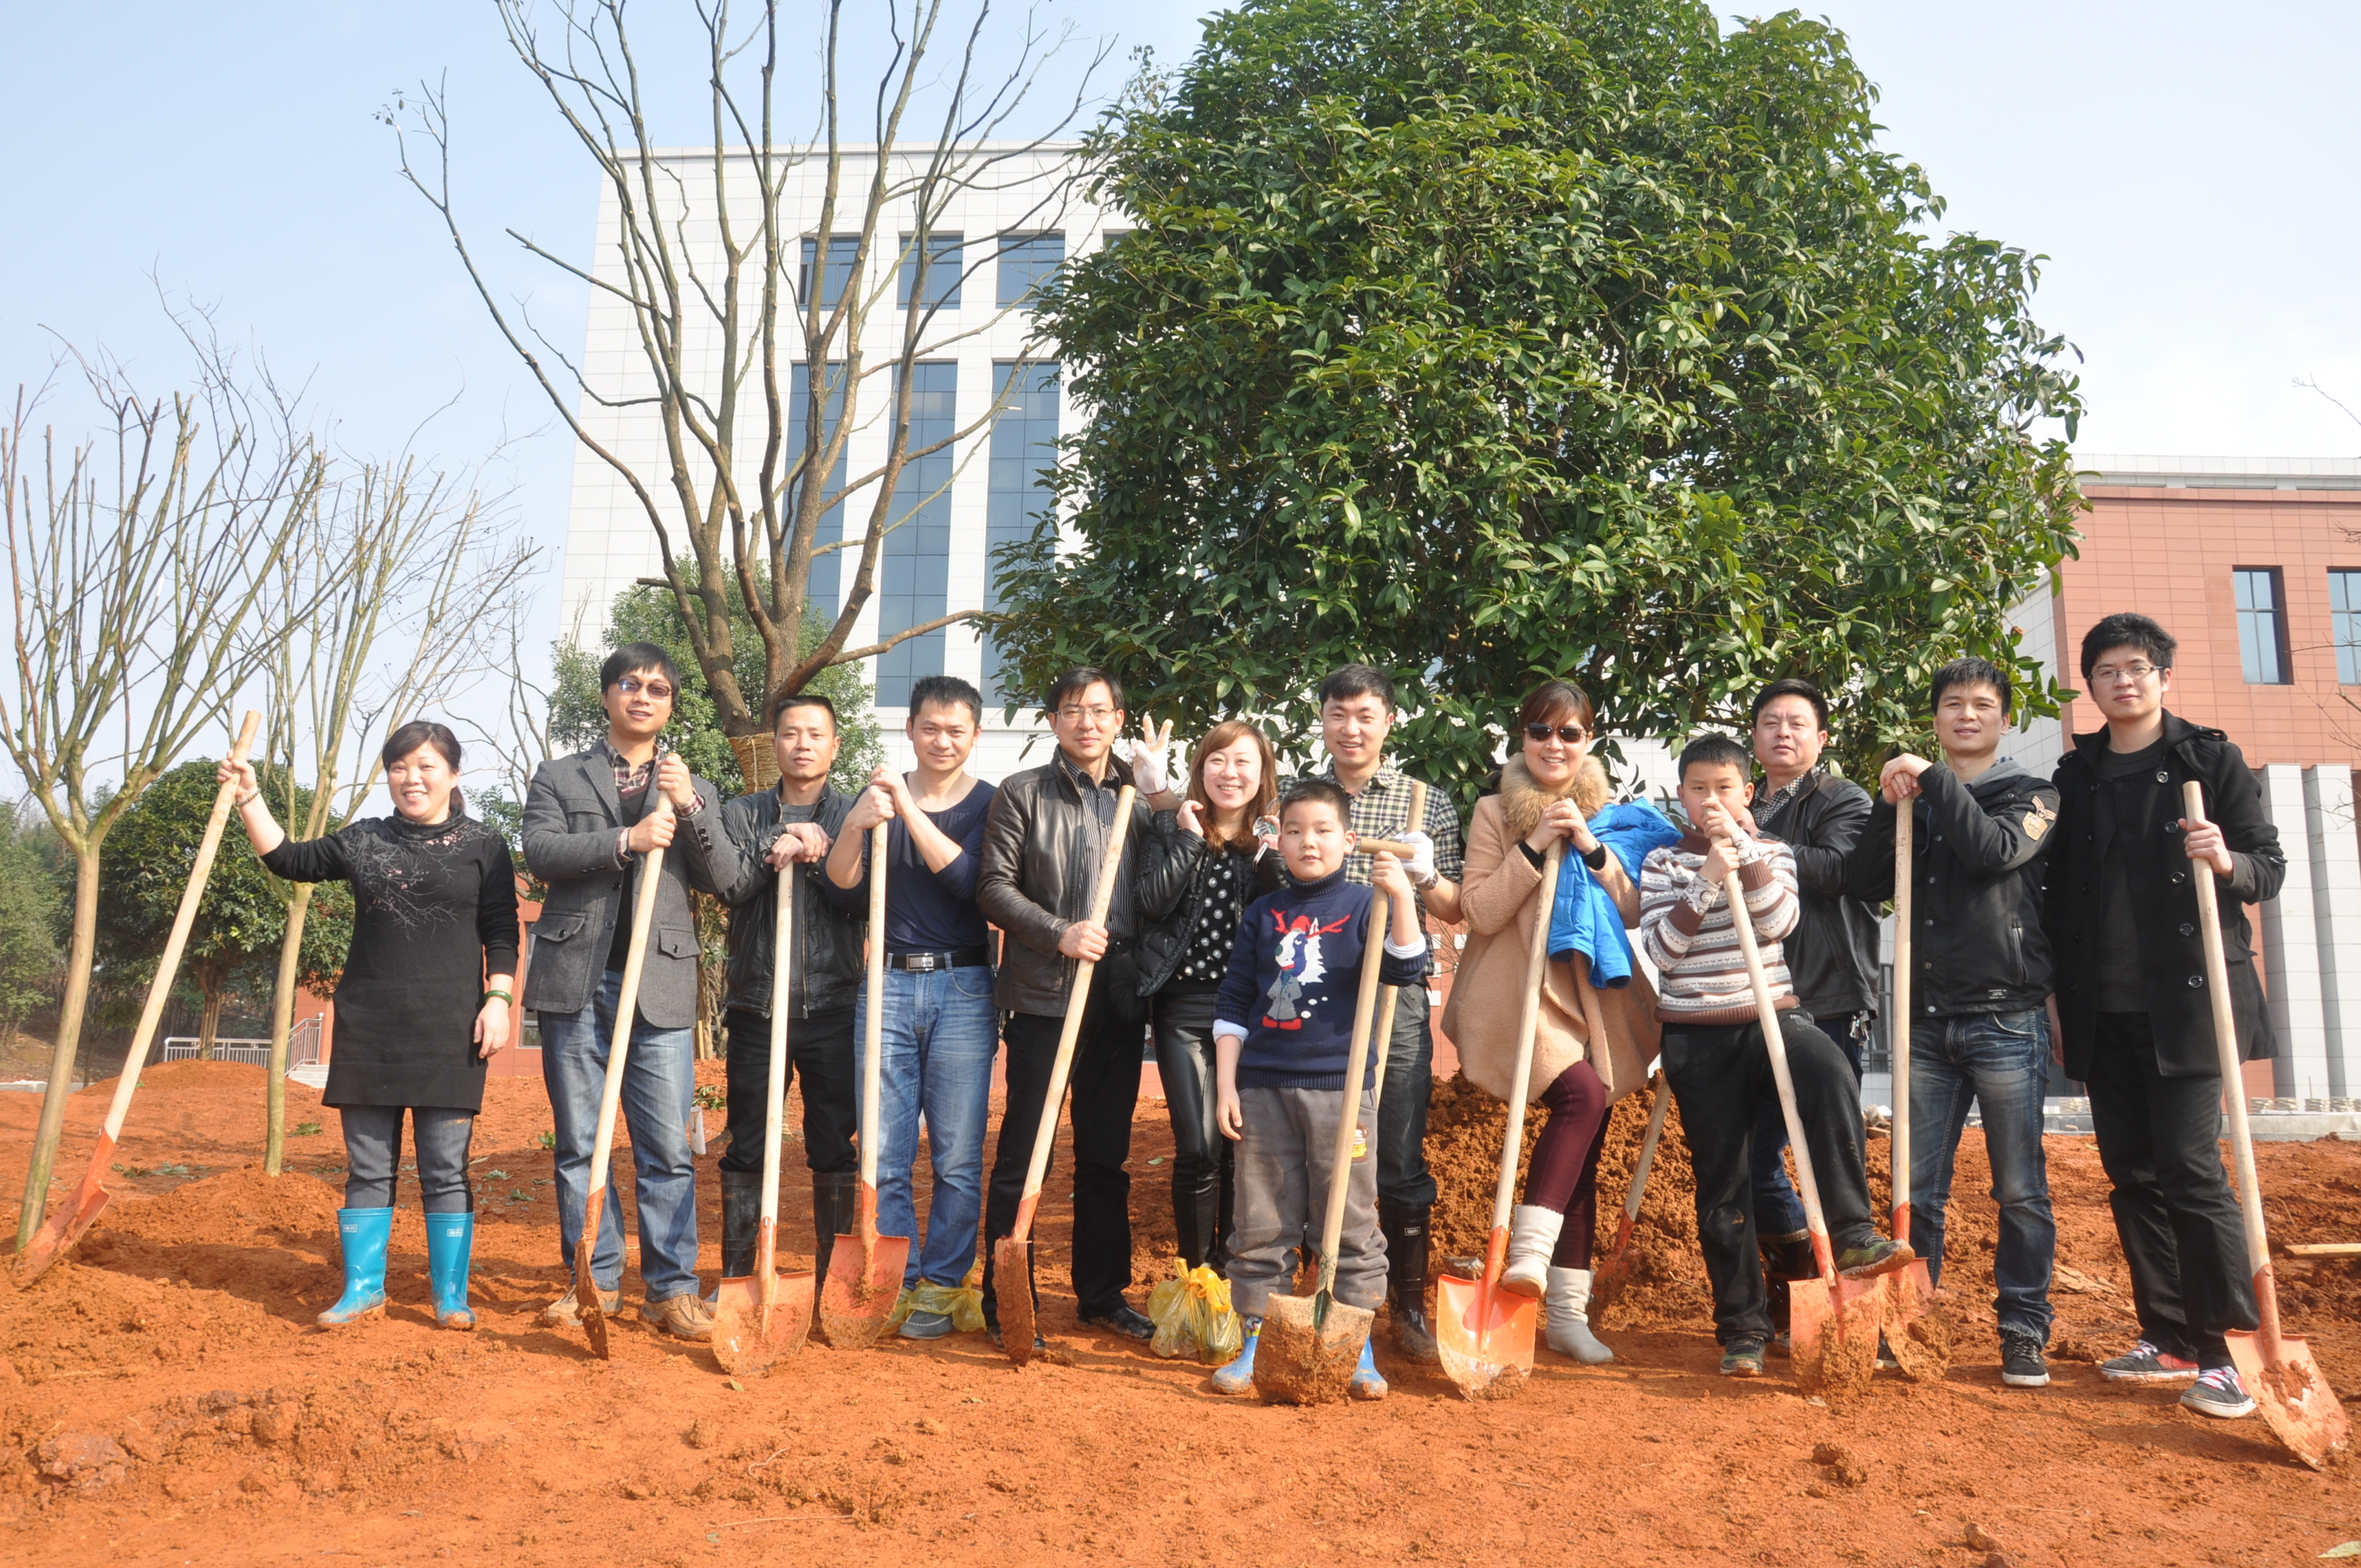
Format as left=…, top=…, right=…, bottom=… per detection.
left=222, top=721, right=521, bottom=1332
left=1136, top=720, right=1284, bottom=1275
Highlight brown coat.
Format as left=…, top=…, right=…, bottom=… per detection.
left=1440, top=755, right=1661, bottom=1106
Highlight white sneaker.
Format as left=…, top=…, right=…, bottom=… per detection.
left=1501, top=1205, right=1564, bottom=1298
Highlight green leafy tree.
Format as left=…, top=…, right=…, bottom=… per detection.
left=998, top=0, right=2085, bottom=801
left=0, top=806, right=64, bottom=1052
left=95, top=761, right=349, bottom=1058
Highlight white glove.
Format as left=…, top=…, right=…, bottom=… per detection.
left=1129, top=737, right=1170, bottom=796
left=1399, top=828, right=1438, bottom=888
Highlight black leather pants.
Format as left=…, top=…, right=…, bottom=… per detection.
left=1150, top=984, right=1234, bottom=1273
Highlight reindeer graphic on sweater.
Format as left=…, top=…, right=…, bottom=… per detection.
left=1263, top=910, right=1351, bottom=1030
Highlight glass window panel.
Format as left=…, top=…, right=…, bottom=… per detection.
left=2234, top=567, right=2288, bottom=685
left=790, top=363, right=849, bottom=617
left=984, top=361, right=1059, bottom=705
left=995, top=232, right=1065, bottom=308
left=2332, top=570, right=2361, bottom=686
left=876, top=363, right=958, bottom=705
left=799, top=235, right=861, bottom=310
left=897, top=231, right=963, bottom=311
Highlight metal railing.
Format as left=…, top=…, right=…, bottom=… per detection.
left=160, top=1013, right=324, bottom=1069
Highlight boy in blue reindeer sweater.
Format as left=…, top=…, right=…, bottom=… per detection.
left=1208, top=779, right=1426, bottom=1399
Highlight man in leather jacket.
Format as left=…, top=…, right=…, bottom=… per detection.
left=976, top=667, right=1159, bottom=1345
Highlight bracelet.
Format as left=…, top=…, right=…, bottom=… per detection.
left=235, top=791, right=259, bottom=808
left=482, top=989, right=513, bottom=1006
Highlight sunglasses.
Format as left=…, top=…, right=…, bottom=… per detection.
left=616, top=676, right=675, bottom=700
left=1525, top=722, right=1589, bottom=744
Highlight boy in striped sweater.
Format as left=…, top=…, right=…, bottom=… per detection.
left=1642, top=735, right=1912, bottom=1377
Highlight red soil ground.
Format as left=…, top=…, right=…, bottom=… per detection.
left=2, top=1059, right=2357, bottom=1567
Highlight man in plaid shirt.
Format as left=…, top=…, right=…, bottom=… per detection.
left=1308, top=664, right=1465, bottom=1363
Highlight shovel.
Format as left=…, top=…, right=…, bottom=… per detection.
left=714, top=862, right=815, bottom=1371
left=573, top=787, right=675, bottom=1359
left=1358, top=783, right=1426, bottom=1133
left=1589, top=1070, right=1670, bottom=1311
left=15, top=711, right=261, bottom=1286
left=993, top=785, right=1139, bottom=1365
left=1882, top=804, right=1950, bottom=1381
left=1254, top=880, right=1395, bottom=1405
left=822, top=821, right=910, bottom=1349
left=2185, top=782, right=2350, bottom=1469
left=1725, top=868, right=1882, bottom=1397
left=1435, top=842, right=1565, bottom=1400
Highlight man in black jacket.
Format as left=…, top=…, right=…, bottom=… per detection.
left=1845, top=657, right=2059, bottom=1390
left=709, top=691, right=865, bottom=1288
left=2043, top=612, right=2285, bottom=1421
left=976, top=667, right=1158, bottom=1346
left=1746, top=678, right=1880, bottom=1323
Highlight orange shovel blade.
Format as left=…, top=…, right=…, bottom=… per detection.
left=13, top=1134, right=115, bottom=1286
left=1435, top=1273, right=1539, bottom=1401
left=819, top=1183, right=907, bottom=1351
left=2227, top=1330, right=2351, bottom=1471
left=1789, top=1275, right=1883, bottom=1396
left=1882, top=1260, right=1951, bottom=1383
left=713, top=1225, right=814, bottom=1374
left=991, top=1235, right=1037, bottom=1365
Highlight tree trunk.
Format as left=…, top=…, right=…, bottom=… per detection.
left=197, top=970, right=225, bottom=1061
left=15, top=842, right=100, bottom=1252
left=264, top=884, right=315, bottom=1177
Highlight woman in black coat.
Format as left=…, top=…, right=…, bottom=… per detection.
left=223, top=721, right=521, bottom=1330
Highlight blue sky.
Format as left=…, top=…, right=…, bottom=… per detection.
left=4, top=1, right=2357, bottom=664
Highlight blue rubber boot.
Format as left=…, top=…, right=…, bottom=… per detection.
left=318, top=1208, right=393, bottom=1326
left=426, top=1212, right=476, bottom=1331
left=1349, top=1335, right=1389, bottom=1401
left=1211, top=1317, right=1261, bottom=1395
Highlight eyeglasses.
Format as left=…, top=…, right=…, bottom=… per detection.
left=1524, top=723, right=1589, bottom=744
left=616, top=677, right=675, bottom=700
left=1056, top=705, right=1119, bottom=723
left=2090, top=663, right=2160, bottom=686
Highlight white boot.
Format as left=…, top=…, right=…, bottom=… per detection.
left=1501, top=1205, right=1564, bottom=1298
left=1545, top=1266, right=1614, bottom=1364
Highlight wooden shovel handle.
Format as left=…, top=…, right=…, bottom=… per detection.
left=584, top=794, right=672, bottom=1199
left=2183, top=783, right=2274, bottom=1288
left=1315, top=888, right=1393, bottom=1291
left=762, top=854, right=794, bottom=1227
left=1726, top=868, right=1837, bottom=1285
left=1891, top=803, right=1913, bottom=1219
left=1622, top=1070, right=1671, bottom=1224
left=1365, top=783, right=1426, bottom=1127
left=860, top=821, right=888, bottom=1187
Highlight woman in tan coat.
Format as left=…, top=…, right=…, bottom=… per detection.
left=1440, top=680, right=1660, bottom=1362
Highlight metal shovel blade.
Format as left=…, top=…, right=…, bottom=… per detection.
left=1789, top=1275, right=1882, bottom=1397
left=13, top=1132, right=116, bottom=1286
left=1435, top=1271, right=1539, bottom=1400
left=819, top=1182, right=907, bottom=1351
left=2227, top=1330, right=2351, bottom=1471
left=1882, top=1260, right=1952, bottom=1383
left=991, top=1235, right=1038, bottom=1365
left=712, top=1224, right=813, bottom=1375
left=1255, top=1289, right=1374, bottom=1405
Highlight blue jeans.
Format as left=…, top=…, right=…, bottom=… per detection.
left=1749, top=1011, right=1865, bottom=1237
left=855, top=964, right=999, bottom=1291
left=540, top=969, right=701, bottom=1302
left=1912, top=1008, right=2056, bottom=1342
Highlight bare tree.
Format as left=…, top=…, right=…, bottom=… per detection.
left=387, top=0, right=1104, bottom=774
left=1, top=341, right=342, bottom=1251
left=257, top=460, right=540, bottom=1173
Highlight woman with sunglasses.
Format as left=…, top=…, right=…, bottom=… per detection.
left=1135, top=719, right=1285, bottom=1275
left=1441, top=680, right=1661, bottom=1362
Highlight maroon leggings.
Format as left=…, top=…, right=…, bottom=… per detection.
left=1521, top=1059, right=1612, bottom=1268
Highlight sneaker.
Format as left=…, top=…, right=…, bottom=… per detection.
left=640, top=1292, right=716, bottom=1343
left=1720, top=1337, right=1767, bottom=1378
left=2180, top=1365, right=2257, bottom=1419
left=1768, top=1331, right=1791, bottom=1360
left=540, top=1285, right=622, bottom=1327
left=2000, top=1329, right=2050, bottom=1388
left=2100, top=1340, right=2200, bottom=1384
left=898, top=1308, right=954, bottom=1341
left=987, top=1324, right=1047, bottom=1354
left=1835, top=1238, right=1915, bottom=1280
left=1080, top=1304, right=1156, bottom=1341
left=1875, top=1335, right=1898, bottom=1371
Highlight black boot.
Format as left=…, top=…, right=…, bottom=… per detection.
left=719, top=1169, right=761, bottom=1280
left=810, top=1172, right=858, bottom=1275
left=1379, top=1202, right=1439, bottom=1365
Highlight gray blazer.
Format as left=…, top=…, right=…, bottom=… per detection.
left=521, top=748, right=727, bottom=1028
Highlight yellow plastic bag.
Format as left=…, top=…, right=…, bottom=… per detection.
left=1146, top=1260, right=1244, bottom=1363
left=881, top=1263, right=987, bottom=1335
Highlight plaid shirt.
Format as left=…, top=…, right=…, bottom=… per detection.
left=1307, top=764, right=1465, bottom=969
left=601, top=738, right=697, bottom=868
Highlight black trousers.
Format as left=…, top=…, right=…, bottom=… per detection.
left=721, top=1003, right=857, bottom=1176
left=983, top=951, right=1147, bottom=1324
left=2086, top=1012, right=2258, bottom=1368
left=1661, top=1010, right=1881, bottom=1346
left=1150, top=982, right=1234, bottom=1271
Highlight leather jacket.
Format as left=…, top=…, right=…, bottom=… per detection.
left=1134, top=812, right=1286, bottom=997
left=710, top=784, right=865, bottom=1020
left=977, top=752, right=1155, bottom=1016
left=1752, top=768, right=1879, bottom=1020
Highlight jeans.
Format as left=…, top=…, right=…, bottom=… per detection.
left=722, top=1003, right=857, bottom=1177
left=983, top=950, right=1146, bottom=1326
left=1908, top=1008, right=2057, bottom=1342
left=2086, top=1012, right=2259, bottom=1368
left=1749, top=1009, right=1865, bottom=1237
left=540, top=968, right=702, bottom=1302
left=1227, top=1085, right=1385, bottom=1318
left=1661, top=1011, right=1880, bottom=1345
left=855, top=965, right=999, bottom=1290
left=1150, top=983, right=1234, bottom=1272
left=340, top=1105, right=474, bottom=1212
left=1376, top=981, right=1436, bottom=1211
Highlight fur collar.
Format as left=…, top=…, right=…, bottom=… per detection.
left=1499, top=753, right=1609, bottom=839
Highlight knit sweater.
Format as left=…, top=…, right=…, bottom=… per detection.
left=1638, top=830, right=1801, bottom=1026
left=1214, top=869, right=1427, bottom=1089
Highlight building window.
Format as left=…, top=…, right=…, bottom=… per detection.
left=789, top=364, right=849, bottom=617
left=799, top=235, right=860, bottom=310
left=877, top=362, right=958, bottom=706
left=897, top=231, right=962, bottom=311
left=2332, top=570, right=2361, bottom=685
left=984, top=361, right=1059, bottom=705
left=2234, top=567, right=2291, bottom=685
left=995, top=233, right=1065, bottom=308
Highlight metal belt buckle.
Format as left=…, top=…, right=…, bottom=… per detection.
left=908, top=952, right=938, bottom=973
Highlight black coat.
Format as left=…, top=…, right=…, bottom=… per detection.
left=1134, top=813, right=1288, bottom=996
left=1843, top=760, right=2058, bottom=1017
left=711, top=785, right=865, bottom=1020
left=976, top=753, right=1155, bottom=1016
left=2042, top=712, right=2286, bottom=1080
left=1753, top=769, right=1881, bottom=1019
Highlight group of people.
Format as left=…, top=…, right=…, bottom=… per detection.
left=220, top=607, right=2282, bottom=1419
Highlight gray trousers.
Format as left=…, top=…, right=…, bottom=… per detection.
left=1228, top=1084, right=1388, bottom=1318
left=341, top=1104, right=474, bottom=1212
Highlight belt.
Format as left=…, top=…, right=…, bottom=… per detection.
left=885, top=947, right=991, bottom=973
